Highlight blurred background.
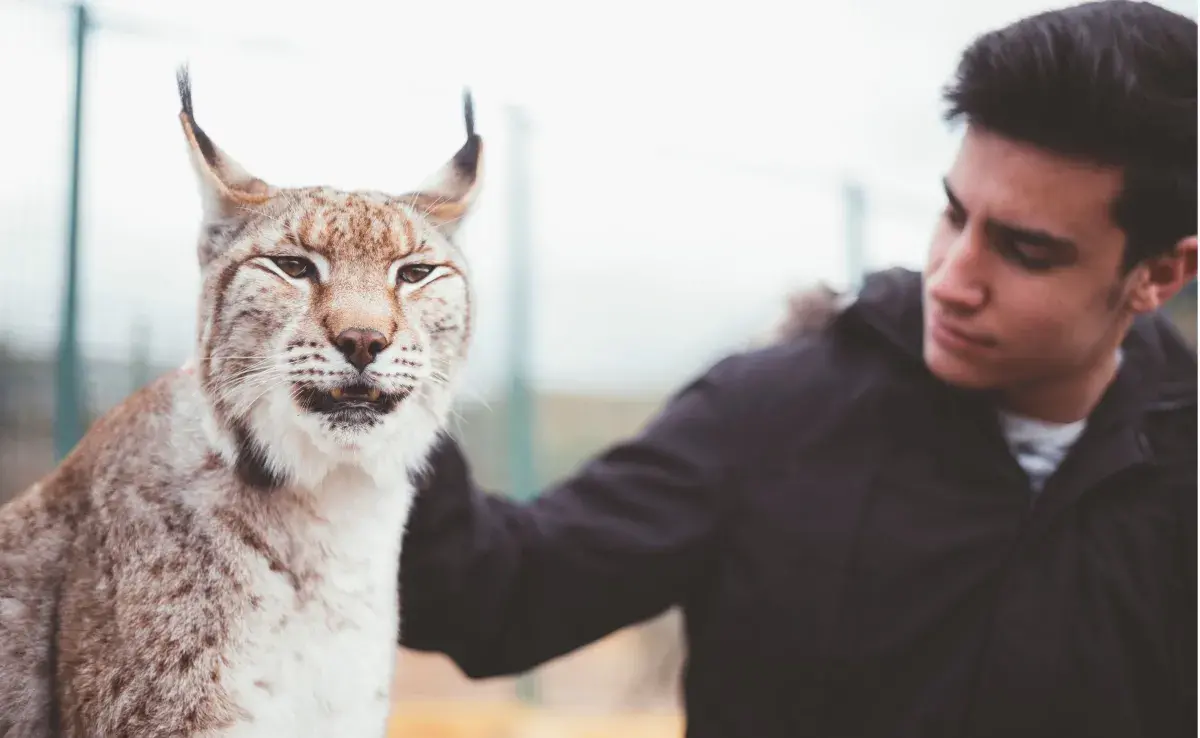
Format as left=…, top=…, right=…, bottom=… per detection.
left=1, top=0, right=1195, bottom=735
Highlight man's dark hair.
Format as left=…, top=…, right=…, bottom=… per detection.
left=943, top=0, right=1197, bottom=270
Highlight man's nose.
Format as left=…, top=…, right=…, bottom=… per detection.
left=928, top=231, right=987, bottom=313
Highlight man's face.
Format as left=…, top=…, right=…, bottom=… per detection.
left=922, top=125, right=1133, bottom=392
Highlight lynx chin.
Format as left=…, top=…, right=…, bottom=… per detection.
left=0, top=67, right=484, bottom=738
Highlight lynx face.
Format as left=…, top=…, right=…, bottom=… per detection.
left=179, top=71, right=482, bottom=487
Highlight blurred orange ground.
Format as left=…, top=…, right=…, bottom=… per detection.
left=385, top=616, right=687, bottom=737
left=387, top=701, right=684, bottom=738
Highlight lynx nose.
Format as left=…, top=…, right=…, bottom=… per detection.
left=335, top=328, right=389, bottom=372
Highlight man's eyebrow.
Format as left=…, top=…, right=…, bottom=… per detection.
left=941, top=177, right=1077, bottom=253
left=988, top=222, right=1077, bottom=252
left=942, top=178, right=965, bottom=213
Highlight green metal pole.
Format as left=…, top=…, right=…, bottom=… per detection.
left=505, top=105, right=536, bottom=506
left=55, top=3, right=89, bottom=460
left=130, top=317, right=152, bottom=393
left=505, top=104, right=539, bottom=705
left=843, top=179, right=867, bottom=289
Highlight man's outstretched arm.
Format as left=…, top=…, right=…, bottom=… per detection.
left=397, top=360, right=746, bottom=678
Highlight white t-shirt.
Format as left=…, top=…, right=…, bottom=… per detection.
left=997, top=410, right=1087, bottom=494
left=996, top=351, right=1121, bottom=494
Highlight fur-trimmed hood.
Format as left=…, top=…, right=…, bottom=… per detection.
left=769, top=282, right=852, bottom=342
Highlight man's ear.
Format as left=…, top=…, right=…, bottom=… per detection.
left=1126, top=235, right=1197, bottom=314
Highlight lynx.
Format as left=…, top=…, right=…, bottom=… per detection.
left=0, top=68, right=482, bottom=737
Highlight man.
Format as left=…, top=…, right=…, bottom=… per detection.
left=397, top=2, right=1198, bottom=736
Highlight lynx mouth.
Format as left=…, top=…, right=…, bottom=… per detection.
left=294, top=382, right=408, bottom=419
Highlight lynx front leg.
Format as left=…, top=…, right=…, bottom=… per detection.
left=0, top=585, right=62, bottom=738
left=0, top=487, right=69, bottom=738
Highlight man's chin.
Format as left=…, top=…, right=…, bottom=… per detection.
left=922, top=340, right=1000, bottom=391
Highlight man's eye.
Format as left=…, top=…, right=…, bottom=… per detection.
left=943, top=205, right=967, bottom=229
left=1012, top=252, right=1056, bottom=272
left=398, top=264, right=435, bottom=284
left=998, top=240, right=1055, bottom=272
left=270, top=257, right=316, bottom=279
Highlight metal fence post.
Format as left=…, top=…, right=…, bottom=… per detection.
left=843, top=179, right=867, bottom=289
left=504, top=105, right=537, bottom=506
left=55, top=2, right=90, bottom=460
left=504, top=103, right=540, bottom=705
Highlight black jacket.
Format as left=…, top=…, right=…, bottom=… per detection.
left=398, top=268, right=1197, bottom=738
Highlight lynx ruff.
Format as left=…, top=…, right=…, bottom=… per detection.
left=0, top=69, right=483, bottom=738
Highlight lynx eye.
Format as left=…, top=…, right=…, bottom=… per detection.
left=398, top=264, right=435, bottom=284
left=270, top=256, right=316, bottom=280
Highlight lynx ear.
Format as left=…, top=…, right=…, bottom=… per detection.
left=176, top=66, right=272, bottom=223
left=401, top=89, right=483, bottom=238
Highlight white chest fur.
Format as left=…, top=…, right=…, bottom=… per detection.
left=214, top=470, right=415, bottom=738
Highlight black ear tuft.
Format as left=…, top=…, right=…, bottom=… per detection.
left=176, top=64, right=218, bottom=167
left=176, top=64, right=195, bottom=119
left=452, top=87, right=481, bottom=176
left=462, top=87, right=476, bottom=139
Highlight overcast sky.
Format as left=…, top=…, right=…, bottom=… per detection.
left=3, top=0, right=1194, bottom=397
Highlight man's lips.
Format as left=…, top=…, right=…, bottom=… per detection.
left=929, top=315, right=997, bottom=352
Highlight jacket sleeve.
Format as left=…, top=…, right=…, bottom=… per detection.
left=397, top=359, right=745, bottom=678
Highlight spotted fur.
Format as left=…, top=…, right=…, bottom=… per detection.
left=0, top=68, right=483, bottom=738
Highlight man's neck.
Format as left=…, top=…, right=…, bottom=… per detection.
left=999, top=350, right=1123, bottom=424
